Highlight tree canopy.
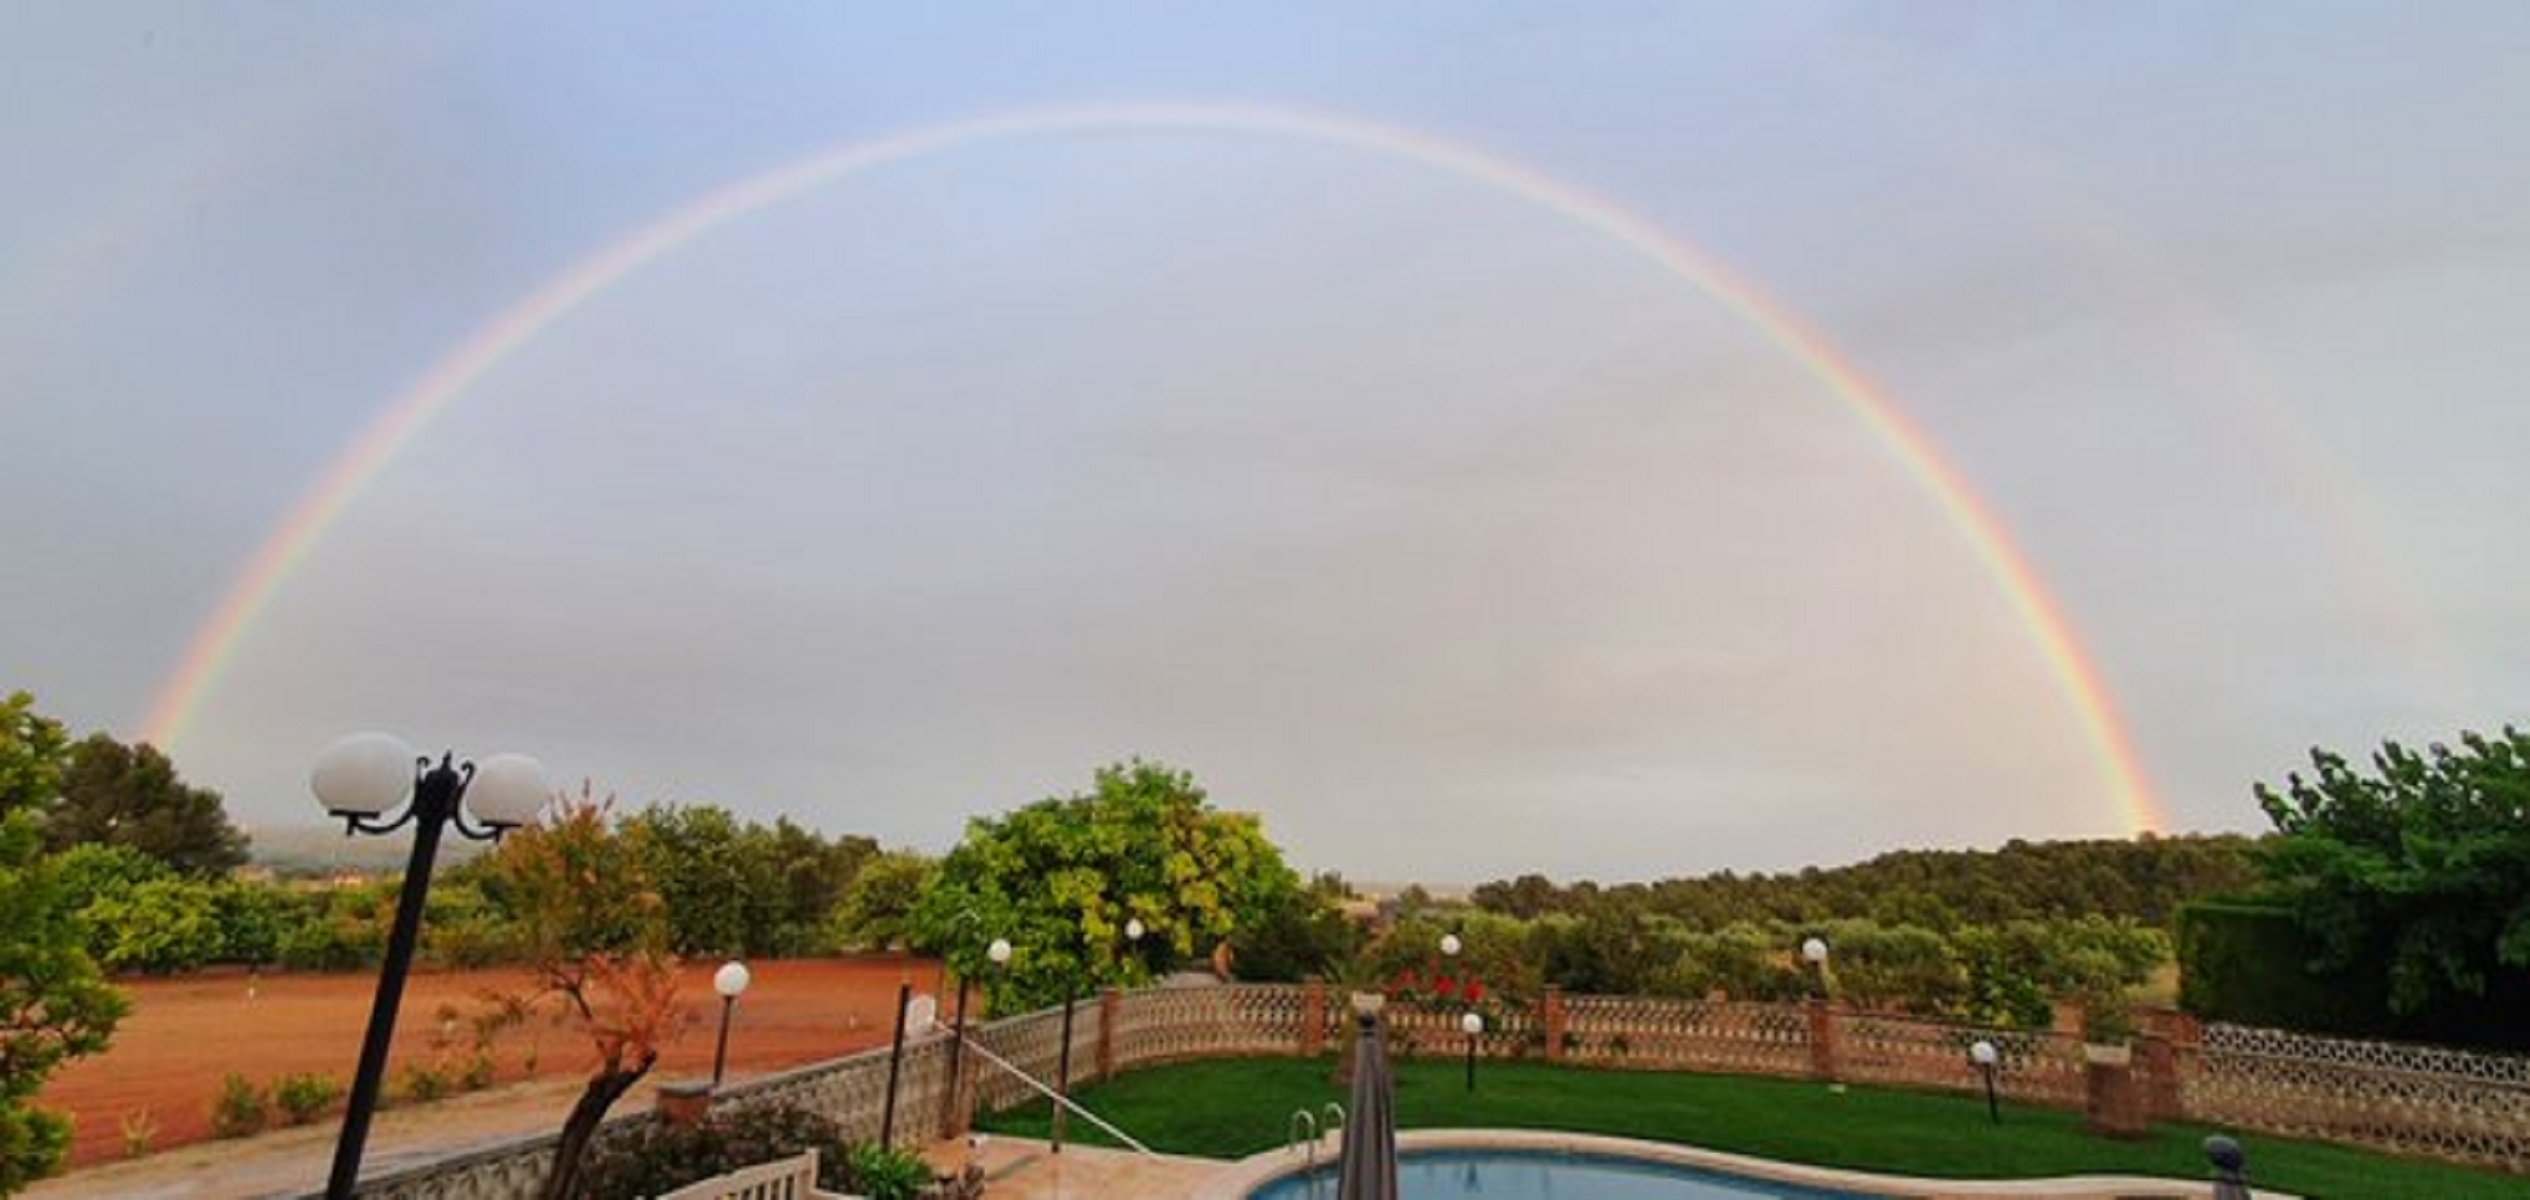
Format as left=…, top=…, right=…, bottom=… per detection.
left=1470, top=833, right=2259, bottom=933
left=910, top=760, right=1301, bottom=1010
left=480, top=788, right=690, bottom=1200
left=0, top=693, right=67, bottom=821
left=44, top=734, right=248, bottom=876
left=0, top=694, right=126, bottom=1192
left=2255, top=727, right=2530, bottom=1016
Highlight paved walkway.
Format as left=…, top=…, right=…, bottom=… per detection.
left=30, top=1074, right=667, bottom=1200
left=925, top=1136, right=1233, bottom=1200
left=30, top=1089, right=1244, bottom=1200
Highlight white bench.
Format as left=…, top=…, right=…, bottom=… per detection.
left=655, top=1150, right=862, bottom=1200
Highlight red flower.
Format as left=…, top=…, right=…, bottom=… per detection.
left=1465, top=980, right=1486, bottom=1002
left=1435, top=976, right=1458, bottom=997
left=1393, top=969, right=1418, bottom=993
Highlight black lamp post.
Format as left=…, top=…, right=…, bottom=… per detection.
left=310, top=733, right=546, bottom=1200
left=1460, top=1011, right=1483, bottom=1091
left=1970, top=1039, right=2001, bottom=1124
left=711, top=961, right=752, bottom=1088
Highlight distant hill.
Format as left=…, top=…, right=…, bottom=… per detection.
left=247, top=823, right=491, bottom=878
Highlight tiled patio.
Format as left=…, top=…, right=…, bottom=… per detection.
left=923, top=1134, right=1235, bottom=1200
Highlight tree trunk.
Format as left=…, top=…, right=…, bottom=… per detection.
left=540, top=1059, right=651, bottom=1200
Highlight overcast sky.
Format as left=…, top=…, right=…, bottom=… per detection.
left=4, top=3, right=2525, bottom=883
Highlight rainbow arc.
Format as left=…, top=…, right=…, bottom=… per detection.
left=136, top=101, right=2163, bottom=832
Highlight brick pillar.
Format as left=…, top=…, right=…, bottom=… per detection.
left=2154, top=1009, right=2204, bottom=1121
left=2135, top=1033, right=2182, bottom=1121
left=1096, top=988, right=1120, bottom=1082
left=655, top=1080, right=712, bottom=1127
left=2084, top=1045, right=2148, bottom=1139
left=1805, top=998, right=1840, bottom=1081
left=1542, top=987, right=1566, bottom=1061
left=1300, top=980, right=1328, bottom=1057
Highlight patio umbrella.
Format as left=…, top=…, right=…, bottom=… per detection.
left=1337, top=1000, right=1400, bottom=1200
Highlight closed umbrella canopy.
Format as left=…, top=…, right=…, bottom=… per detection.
left=1338, top=1003, right=1399, bottom=1200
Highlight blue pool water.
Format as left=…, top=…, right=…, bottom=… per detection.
left=1249, top=1149, right=1886, bottom=1199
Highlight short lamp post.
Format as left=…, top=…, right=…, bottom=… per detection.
left=311, top=733, right=546, bottom=1200
left=1970, top=1039, right=2000, bottom=1124
left=1800, top=936, right=1830, bottom=998
left=711, top=961, right=751, bottom=1088
left=1461, top=1010, right=1484, bottom=1092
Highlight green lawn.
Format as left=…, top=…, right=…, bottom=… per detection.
left=975, top=1057, right=2522, bottom=1200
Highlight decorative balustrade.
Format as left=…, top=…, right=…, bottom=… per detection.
left=339, top=1135, right=562, bottom=1200
left=1559, top=995, right=1812, bottom=1077
left=2186, top=1023, right=2530, bottom=1172
left=337, top=981, right=2530, bottom=1194
left=1845, top=1014, right=2086, bottom=1107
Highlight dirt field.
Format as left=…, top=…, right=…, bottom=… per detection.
left=38, top=955, right=945, bottom=1170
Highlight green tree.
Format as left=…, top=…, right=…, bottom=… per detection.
left=0, top=691, right=127, bottom=1192
left=1814, top=920, right=1964, bottom=1015
left=833, top=851, right=935, bottom=952
left=0, top=694, right=68, bottom=820
left=1226, top=886, right=1360, bottom=982
left=2256, top=728, right=2530, bottom=1016
left=44, top=734, right=247, bottom=876
left=624, top=805, right=776, bottom=958
left=485, top=788, right=687, bottom=1200
left=754, top=820, right=876, bottom=957
left=211, top=879, right=292, bottom=965
left=82, top=876, right=225, bottom=974
left=911, top=760, right=1302, bottom=1010
left=1470, top=873, right=1563, bottom=920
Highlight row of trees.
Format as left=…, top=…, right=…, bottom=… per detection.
left=828, top=760, right=2176, bottom=1036
left=1470, top=833, right=2261, bottom=932
left=39, top=803, right=887, bottom=977
left=1339, top=909, right=2164, bottom=1037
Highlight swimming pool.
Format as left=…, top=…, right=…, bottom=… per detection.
left=1247, top=1148, right=1888, bottom=1199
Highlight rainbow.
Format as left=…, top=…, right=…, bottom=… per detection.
left=137, top=101, right=2165, bottom=832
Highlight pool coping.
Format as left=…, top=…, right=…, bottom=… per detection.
left=1191, top=1128, right=2303, bottom=1199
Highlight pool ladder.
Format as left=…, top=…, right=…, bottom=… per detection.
left=1285, top=1102, right=1346, bottom=1170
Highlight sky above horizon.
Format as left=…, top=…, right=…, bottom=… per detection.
left=5, top=3, right=2526, bottom=883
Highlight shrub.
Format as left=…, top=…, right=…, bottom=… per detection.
left=272, top=1073, right=341, bottom=1125
left=208, top=1074, right=267, bottom=1138
left=2178, top=899, right=2385, bottom=1034
left=460, top=1051, right=498, bottom=1092
left=1228, top=887, right=1360, bottom=982
left=397, top=1062, right=454, bottom=1105
left=576, top=1102, right=852, bottom=1198
left=274, top=896, right=388, bottom=972
left=118, top=1108, right=158, bottom=1158
left=846, top=1141, right=935, bottom=1200
left=421, top=879, right=519, bottom=967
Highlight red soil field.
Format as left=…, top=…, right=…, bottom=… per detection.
left=39, top=955, right=946, bottom=1168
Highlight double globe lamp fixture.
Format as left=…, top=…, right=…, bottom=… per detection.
left=309, top=733, right=548, bottom=1200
